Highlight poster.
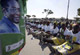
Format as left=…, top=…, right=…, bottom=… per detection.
left=0, top=0, right=27, bottom=55
left=0, top=0, right=21, bottom=33
left=0, top=40, right=2, bottom=55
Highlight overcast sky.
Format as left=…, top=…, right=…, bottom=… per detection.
left=27, top=0, right=80, bottom=19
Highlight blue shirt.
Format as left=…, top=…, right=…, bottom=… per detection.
left=0, top=16, right=20, bottom=33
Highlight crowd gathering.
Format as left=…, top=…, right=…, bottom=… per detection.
left=26, top=19, right=80, bottom=55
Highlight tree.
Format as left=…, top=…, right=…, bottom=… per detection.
left=42, top=9, right=53, bottom=18
left=32, top=15, right=36, bottom=18
left=26, top=15, right=31, bottom=19
left=78, top=8, right=80, bottom=16
left=60, top=17, right=65, bottom=21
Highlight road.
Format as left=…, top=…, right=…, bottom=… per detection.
left=19, top=31, right=51, bottom=55
left=19, top=31, right=80, bottom=55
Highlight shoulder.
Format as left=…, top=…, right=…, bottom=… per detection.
left=0, top=20, right=8, bottom=28
left=77, top=31, right=80, bottom=36
left=56, top=27, right=59, bottom=29
left=0, top=21, right=11, bottom=33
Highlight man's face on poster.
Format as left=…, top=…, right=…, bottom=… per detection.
left=6, top=0, right=20, bottom=24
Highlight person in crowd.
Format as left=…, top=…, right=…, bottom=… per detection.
left=50, top=22, right=59, bottom=37
left=71, top=24, right=80, bottom=45
left=57, top=22, right=61, bottom=30
left=59, top=23, right=70, bottom=39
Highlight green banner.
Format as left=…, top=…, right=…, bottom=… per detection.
left=0, top=0, right=27, bottom=55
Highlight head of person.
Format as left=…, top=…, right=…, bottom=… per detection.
left=72, top=24, right=79, bottom=34
left=69, top=24, right=72, bottom=30
left=66, top=21, right=69, bottom=27
left=61, top=23, right=66, bottom=29
left=58, top=22, right=61, bottom=26
left=43, top=21, right=45, bottom=25
left=47, top=21, right=50, bottom=26
left=54, top=23, right=57, bottom=28
left=1, top=0, right=20, bottom=24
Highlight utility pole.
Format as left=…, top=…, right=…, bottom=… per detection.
left=66, top=0, right=70, bottom=20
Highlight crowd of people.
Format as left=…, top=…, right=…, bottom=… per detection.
left=26, top=20, right=80, bottom=54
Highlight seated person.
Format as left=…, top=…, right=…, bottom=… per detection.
left=71, top=24, right=80, bottom=45
left=59, top=23, right=70, bottom=39
left=50, top=22, right=59, bottom=37
left=42, top=23, right=70, bottom=44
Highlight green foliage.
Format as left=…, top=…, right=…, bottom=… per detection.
left=0, top=5, right=3, bottom=20
left=32, top=15, right=36, bottom=17
left=43, top=9, right=53, bottom=18
left=78, top=8, right=80, bottom=16
left=26, top=15, right=31, bottom=18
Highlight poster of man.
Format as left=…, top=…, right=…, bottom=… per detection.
left=0, top=0, right=20, bottom=33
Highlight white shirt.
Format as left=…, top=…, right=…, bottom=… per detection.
left=44, top=25, right=50, bottom=32
left=41, top=24, right=44, bottom=29
left=49, top=25, right=53, bottom=32
left=70, top=31, right=80, bottom=44
left=49, top=23, right=53, bottom=27
left=32, top=23, right=36, bottom=26
left=29, top=23, right=32, bottom=25
left=14, top=23, right=20, bottom=31
left=30, top=28, right=34, bottom=32
left=60, top=28, right=70, bottom=35
left=38, top=24, right=41, bottom=28
left=64, top=28, right=70, bottom=35
left=51, top=27, right=59, bottom=34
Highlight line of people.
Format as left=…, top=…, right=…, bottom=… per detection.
left=26, top=20, right=80, bottom=55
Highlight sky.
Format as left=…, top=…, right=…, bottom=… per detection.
left=27, top=0, right=80, bottom=19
